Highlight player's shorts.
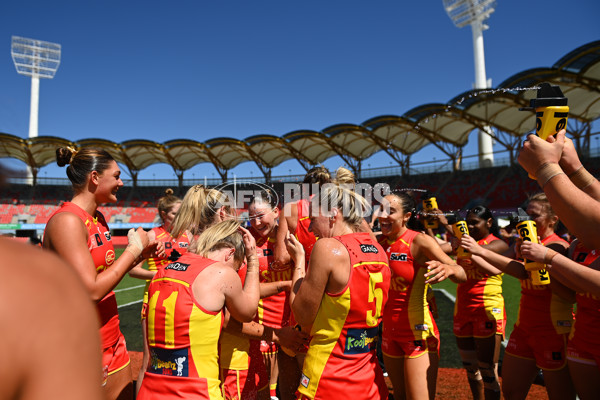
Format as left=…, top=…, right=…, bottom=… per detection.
left=567, top=334, right=600, bottom=367
left=221, top=341, right=269, bottom=399
left=102, top=333, right=131, bottom=385
left=505, top=324, right=568, bottom=370
left=453, top=311, right=506, bottom=338
left=382, top=334, right=439, bottom=359
left=221, top=368, right=256, bottom=400
left=260, top=340, right=279, bottom=354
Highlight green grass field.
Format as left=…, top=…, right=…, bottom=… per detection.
left=114, top=247, right=524, bottom=365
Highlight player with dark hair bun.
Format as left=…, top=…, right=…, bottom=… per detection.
left=44, top=147, right=157, bottom=400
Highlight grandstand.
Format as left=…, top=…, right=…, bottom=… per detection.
left=1, top=151, right=598, bottom=240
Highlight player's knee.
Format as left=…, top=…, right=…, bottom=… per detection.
left=462, top=360, right=481, bottom=380
left=479, top=362, right=500, bottom=392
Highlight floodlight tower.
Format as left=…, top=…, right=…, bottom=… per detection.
left=443, top=0, right=495, bottom=168
left=11, top=36, right=61, bottom=138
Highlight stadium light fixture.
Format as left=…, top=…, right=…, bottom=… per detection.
left=11, top=36, right=61, bottom=139
left=443, top=0, right=496, bottom=168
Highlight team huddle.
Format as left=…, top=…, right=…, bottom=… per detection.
left=38, top=132, right=600, bottom=400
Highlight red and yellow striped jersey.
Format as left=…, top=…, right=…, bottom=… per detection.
left=140, top=253, right=224, bottom=399
left=298, top=232, right=390, bottom=400
left=146, top=225, right=190, bottom=271
left=254, top=234, right=291, bottom=329
left=455, top=233, right=504, bottom=318
left=570, top=243, right=600, bottom=341
left=517, top=233, right=573, bottom=334
left=295, top=198, right=317, bottom=262
left=379, top=229, right=438, bottom=340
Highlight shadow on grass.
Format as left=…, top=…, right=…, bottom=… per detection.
left=119, top=301, right=144, bottom=352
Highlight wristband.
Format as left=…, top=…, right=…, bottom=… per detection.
left=535, top=163, right=565, bottom=188
left=568, top=166, right=596, bottom=190
left=124, top=247, right=142, bottom=262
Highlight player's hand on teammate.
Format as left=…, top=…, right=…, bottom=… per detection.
left=424, top=260, right=456, bottom=284
left=150, top=240, right=167, bottom=259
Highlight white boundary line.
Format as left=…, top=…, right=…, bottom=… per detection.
left=118, top=299, right=143, bottom=309
left=114, top=284, right=145, bottom=293
left=433, top=288, right=508, bottom=347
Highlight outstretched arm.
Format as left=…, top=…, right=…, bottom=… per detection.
left=518, top=130, right=600, bottom=248
left=461, top=234, right=528, bottom=279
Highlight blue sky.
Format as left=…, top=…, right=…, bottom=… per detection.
left=1, top=1, right=598, bottom=181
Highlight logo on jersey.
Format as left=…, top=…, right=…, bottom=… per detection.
left=344, top=327, right=378, bottom=354
left=390, top=252, right=407, bottom=261
left=104, top=231, right=112, bottom=241
left=148, top=348, right=189, bottom=377
left=415, top=324, right=429, bottom=331
left=263, top=248, right=273, bottom=257
left=300, top=374, right=310, bottom=388
left=360, top=244, right=379, bottom=254
left=165, top=262, right=189, bottom=272
left=105, top=249, right=115, bottom=265
left=551, top=352, right=562, bottom=361
left=179, top=242, right=189, bottom=248
left=94, top=233, right=103, bottom=247
left=557, top=320, right=572, bottom=328
left=168, top=249, right=182, bottom=262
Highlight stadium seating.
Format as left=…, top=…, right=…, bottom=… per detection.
left=1, top=156, right=597, bottom=229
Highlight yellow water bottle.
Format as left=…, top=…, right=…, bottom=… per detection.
left=422, top=196, right=439, bottom=229
left=515, top=220, right=551, bottom=286
left=452, top=220, right=471, bottom=260
left=520, top=82, right=569, bottom=179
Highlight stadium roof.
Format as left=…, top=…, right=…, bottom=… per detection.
left=1, top=40, right=599, bottom=184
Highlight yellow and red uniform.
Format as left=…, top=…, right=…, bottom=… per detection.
left=138, top=253, right=224, bottom=399
left=141, top=226, right=190, bottom=318
left=220, top=264, right=267, bottom=400
left=454, top=233, right=506, bottom=338
left=567, top=243, right=600, bottom=366
left=297, top=232, right=390, bottom=400
left=255, top=235, right=292, bottom=330
left=379, top=229, right=439, bottom=358
left=295, top=198, right=317, bottom=262
left=45, top=202, right=130, bottom=383
left=505, top=233, right=573, bottom=370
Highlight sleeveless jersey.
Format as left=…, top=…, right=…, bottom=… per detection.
left=142, top=226, right=190, bottom=305
left=139, top=253, right=224, bottom=400
left=516, top=233, right=572, bottom=334
left=569, top=243, right=600, bottom=342
left=219, top=264, right=251, bottom=370
left=298, top=232, right=390, bottom=400
left=254, top=234, right=291, bottom=329
left=378, top=230, right=438, bottom=340
left=146, top=225, right=190, bottom=271
left=45, top=202, right=120, bottom=348
left=295, top=198, right=317, bottom=262
left=455, top=233, right=504, bottom=318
